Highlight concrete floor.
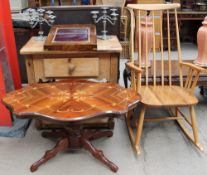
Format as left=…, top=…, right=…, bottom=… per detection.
left=1, top=43, right=207, bottom=175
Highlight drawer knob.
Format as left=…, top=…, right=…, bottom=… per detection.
left=68, top=64, right=76, bottom=75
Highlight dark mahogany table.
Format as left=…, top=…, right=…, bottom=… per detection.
left=2, top=80, right=139, bottom=173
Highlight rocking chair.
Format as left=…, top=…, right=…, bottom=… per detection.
left=126, top=3, right=204, bottom=154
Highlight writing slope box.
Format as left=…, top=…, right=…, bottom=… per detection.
left=44, top=24, right=97, bottom=51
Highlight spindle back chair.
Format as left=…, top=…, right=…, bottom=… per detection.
left=125, top=3, right=204, bottom=155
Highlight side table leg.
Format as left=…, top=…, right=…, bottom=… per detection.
left=82, top=138, right=118, bottom=172
left=30, top=138, right=69, bottom=172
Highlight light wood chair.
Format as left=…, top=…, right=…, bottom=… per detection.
left=125, top=3, right=204, bottom=155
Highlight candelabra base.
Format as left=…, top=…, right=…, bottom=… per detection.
left=97, top=35, right=112, bottom=40
left=34, top=36, right=47, bottom=41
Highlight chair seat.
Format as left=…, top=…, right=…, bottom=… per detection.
left=140, top=86, right=198, bottom=107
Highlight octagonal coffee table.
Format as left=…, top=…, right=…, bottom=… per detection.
left=2, top=80, right=140, bottom=173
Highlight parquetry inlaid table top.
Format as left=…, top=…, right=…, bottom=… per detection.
left=2, top=80, right=139, bottom=122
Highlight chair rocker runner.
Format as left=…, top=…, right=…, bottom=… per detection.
left=125, top=3, right=204, bottom=155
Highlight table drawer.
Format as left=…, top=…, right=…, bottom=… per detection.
left=43, top=58, right=99, bottom=77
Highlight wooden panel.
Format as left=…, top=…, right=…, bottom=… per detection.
left=99, top=55, right=111, bottom=81
left=97, top=36, right=122, bottom=52
left=43, top=58, right=99, bottom=77
left=33, top=58, right=45, bottom=82
left=110, top=55, right=119, bottom=83
left=20, top=36, right=122, bottom=55
left=25, top=57, right=36, bottom=83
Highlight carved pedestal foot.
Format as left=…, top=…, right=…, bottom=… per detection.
left=82, top=138, right=118, bottom=172
left=30, top=138, right=69, bottom=172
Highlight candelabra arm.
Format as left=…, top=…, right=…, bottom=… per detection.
left=105, top=17, right=116, bottom=25
left=44, top=19, right=53, bottom=27
left=26, top=8, right=56, bottom=41
left=105, top=15, right=113, bottom=20
left=94, top=16, right=104, bottom=24
left=30, top=21, right=39, bottom=29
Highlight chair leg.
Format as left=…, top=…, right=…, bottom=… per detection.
left=190, top=106, right=203, bottom=149
left=176, top=106, right=203, bottom=151
left=125, top=110, right=135, bottom=147
left=126, top=105, right=146, bottom=155
left=190, top=106, right=198, bottom=142
left=134, top=105, right=146, bottom=155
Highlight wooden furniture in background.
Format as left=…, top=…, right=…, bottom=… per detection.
left=180, top=0, right=194, bottom=10
left=125, top=0, right=136, bottom=5
left=163, top=10, right=207, bottom=50
left=14, top=28, right=38, bottom=83
left=126, top=3, right=204, bottom=155
left=102, top=0, right=126, bottom=7
left=2, top=80, right=140, bottom=172
left=28, top=0, right=39, bottom=7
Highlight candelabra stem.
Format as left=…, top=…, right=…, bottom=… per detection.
left=103, top=20, right=107, bottom=40
left=36, top=20, right=46, bottom=41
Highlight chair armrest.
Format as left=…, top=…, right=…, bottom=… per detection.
left=126, top=62, right=142, bottom=73
left=179, top=62, right=205, bottom=72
